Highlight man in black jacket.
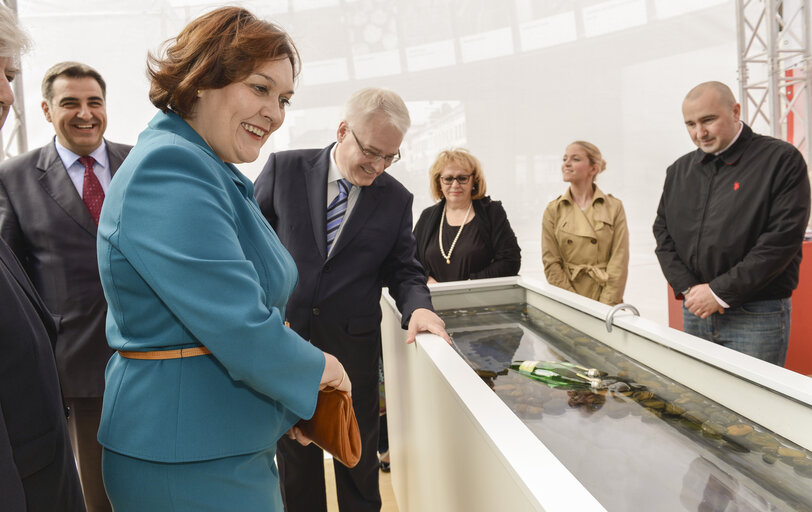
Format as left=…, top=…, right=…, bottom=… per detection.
left=653, top=81, right=810, bottom=365
left=0, top=6, right=85, bottom=511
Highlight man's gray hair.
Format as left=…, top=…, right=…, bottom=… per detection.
left=0, top=5, right=31, bottom=59
left=343, top=87, right=411, bottom=135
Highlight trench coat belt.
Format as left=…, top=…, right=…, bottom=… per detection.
left=567, top=263, right=609, bottom=285
left=117, top=347, right=212, bottom=360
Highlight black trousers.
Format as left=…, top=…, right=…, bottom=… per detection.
left=66, top=397, right=111, bottom=512
left=278, top=379, right=381, bottom=512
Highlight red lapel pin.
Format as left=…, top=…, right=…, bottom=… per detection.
left=733, top=181, right=740, bottom=191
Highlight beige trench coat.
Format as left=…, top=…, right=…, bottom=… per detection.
left=542, top=186, right=629, bottom=305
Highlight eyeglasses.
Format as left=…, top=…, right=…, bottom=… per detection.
left=439, top=174, right=472, bottom=185
left=350, top=130, right=401, bottom=165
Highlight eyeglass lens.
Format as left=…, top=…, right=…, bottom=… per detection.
left=441, top=175, right=471, bottom=184
left=351, top=129, right=400, bottom=164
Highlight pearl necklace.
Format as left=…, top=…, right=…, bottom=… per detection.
left=439, top=202, right=472, bottom=264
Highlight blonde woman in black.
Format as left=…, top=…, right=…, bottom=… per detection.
left=414, top=149, right=521, bottom=282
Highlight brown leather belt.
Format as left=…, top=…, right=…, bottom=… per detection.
left=117, top=347, right=212, bottom=360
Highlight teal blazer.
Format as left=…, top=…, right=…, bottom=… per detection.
left=96, top=111, right=324, bottom=462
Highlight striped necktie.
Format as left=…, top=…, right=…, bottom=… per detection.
left=326, top=178, right=351, bottom=253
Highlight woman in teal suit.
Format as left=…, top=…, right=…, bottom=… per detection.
left=96, top=8, right=350, bottom=511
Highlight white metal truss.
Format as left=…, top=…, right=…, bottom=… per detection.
left=736, top=0, right=812, bottom=162
left=0, top=0, right=26, bottom=162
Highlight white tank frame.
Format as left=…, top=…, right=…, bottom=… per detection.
left=380, top=275, right=812, bottom=511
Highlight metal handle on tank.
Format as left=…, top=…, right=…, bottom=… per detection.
left=605, top=303, right=640, bottom=333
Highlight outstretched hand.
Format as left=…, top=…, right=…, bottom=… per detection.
left=406, top=307, right=451, bottom=345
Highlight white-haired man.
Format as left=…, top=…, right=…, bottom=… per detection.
left=255, top=87, right=449, bottom=512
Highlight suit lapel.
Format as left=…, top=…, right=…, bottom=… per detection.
left=106, top=139, right=129, bottom=176
left=305, top=148, right=331, bottom=260
left=36, top=142, right=98, bottom=236
left=328, top=178, right=383, bottom=259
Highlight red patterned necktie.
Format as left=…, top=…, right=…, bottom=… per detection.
left=79, top=155, right=104, bottom=225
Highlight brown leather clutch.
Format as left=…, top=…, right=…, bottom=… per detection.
left=297, top=387, right=362, bottom=468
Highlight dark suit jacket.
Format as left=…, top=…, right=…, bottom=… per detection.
left=254, top=144, right=433, bottom=385
left=0, top=139, right=132, bottom=397
left=0, top=238, right=85, bottom=512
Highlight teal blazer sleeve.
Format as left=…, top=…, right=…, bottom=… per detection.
left=97, top=112, right=324, bottom=462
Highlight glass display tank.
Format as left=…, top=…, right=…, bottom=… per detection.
left=380, top=277, right=812, bottom=512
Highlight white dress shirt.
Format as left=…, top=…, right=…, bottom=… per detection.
left=54, top=138, right=111, bottom=198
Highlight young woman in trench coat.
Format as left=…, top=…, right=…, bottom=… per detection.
left=542, top=141, right=629, bottom=305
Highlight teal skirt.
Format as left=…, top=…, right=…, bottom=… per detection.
left=102, top=447, right=282, bottom=511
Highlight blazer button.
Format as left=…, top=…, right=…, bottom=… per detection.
left=312, top=307, right=320, bottom=316
left=324, top=264, right=331, bottom=272
left=567, top=239, right=573, bottom=244
left=590, top=239, right=597, bottom=244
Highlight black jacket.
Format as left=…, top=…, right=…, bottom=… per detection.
left=0, top=239, right=85, bottom=512
left=255, top=145, right=433, bottom=383
left=414, top=197, right=521, bottom=280
left=653, top=123, right=810, bottom=307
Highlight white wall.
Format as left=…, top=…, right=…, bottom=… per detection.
left=6, top=0, right=741, bottom=326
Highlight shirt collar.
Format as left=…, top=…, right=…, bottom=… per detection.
left=714, top=121, right=744, bottom=156
left=54, top=137, right=108, bottom=170
left=559, top=184, right=605, bottom=206
left=696, top=122, right=752, bottom=166
left=328, top=143, right=349, bottom=185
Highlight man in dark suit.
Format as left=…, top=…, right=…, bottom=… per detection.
left=0, top=61, right=131, bottom=512
left=255, top=87, right=449, bottom=512
left=0, top=7, right=85, bottom=511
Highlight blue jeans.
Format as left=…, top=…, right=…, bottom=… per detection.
left=682, top=298, right=791, bottom=365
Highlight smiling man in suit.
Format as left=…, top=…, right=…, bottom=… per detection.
left=255, top=87, right=449, bottom=512
left=0, top=61, right=131, bottom=512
